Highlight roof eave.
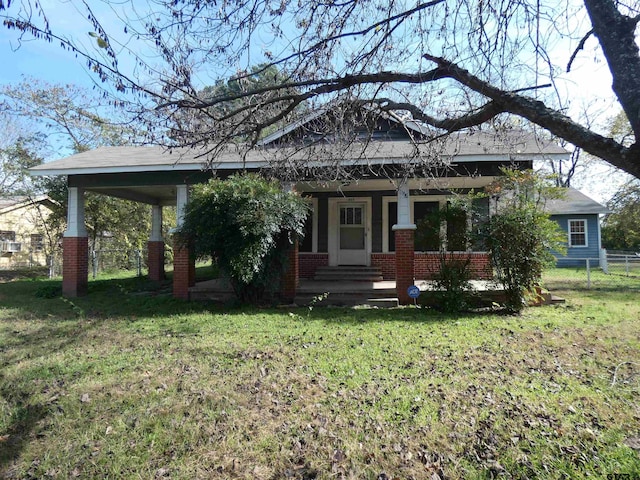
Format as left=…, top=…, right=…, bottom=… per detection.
left=29, top=152, right=566, bottom=177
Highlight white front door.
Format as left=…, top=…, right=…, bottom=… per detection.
left=338, top=203, right=367, bottom=265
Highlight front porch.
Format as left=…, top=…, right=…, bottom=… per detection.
left=189, top=273, right=503, bottom=307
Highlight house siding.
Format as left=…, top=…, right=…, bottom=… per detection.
left=550, top=214, right=602, bottom=267
left=0, top=200, right=51, bottom=269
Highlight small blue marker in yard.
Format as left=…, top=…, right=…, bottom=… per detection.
left=407, top=285, right=420, bottom=304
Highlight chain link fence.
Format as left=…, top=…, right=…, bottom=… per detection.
left=89, top=248, right=146, bottom=278
left=548, top=249, right=640, bottom=289
left=1, top=248, right=153, bottom=279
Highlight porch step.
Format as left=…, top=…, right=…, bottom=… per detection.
left=313, top=266, right=383, bottom=282
left=294, top=293, right=399, bottom=308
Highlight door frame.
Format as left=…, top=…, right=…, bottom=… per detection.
left=327, top=197, right=372, bottom=266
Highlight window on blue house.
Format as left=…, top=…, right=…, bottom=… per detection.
left=568, top=219, right=587, bottom=247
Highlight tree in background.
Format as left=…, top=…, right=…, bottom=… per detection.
left=1, top=79, right=136, bottom=153
left=1, top=80, right=154, bottom=271
left=485, top=169, right=565, bottom=312
left=602, top=180, right=640, bottom=252
left=172, top=64, right=304, bottom=144
left=178, top=174, right=308, bottom=304
left=0, top=132, right=44, bottom=195
left=599, top=111, right=640, bottom=251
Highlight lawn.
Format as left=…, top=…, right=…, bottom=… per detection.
left=1, top=269, right=639, bottom=479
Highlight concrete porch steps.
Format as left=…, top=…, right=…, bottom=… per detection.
left=294, top=293, right=399, bottom=307
left=295, top=279, right=397, bottom=307
left=313, top=266, right=384, bottom=282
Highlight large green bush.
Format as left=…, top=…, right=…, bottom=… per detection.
left=177, top=174, right=308, bottom=303
left=485, top=169, right=565, bottom=312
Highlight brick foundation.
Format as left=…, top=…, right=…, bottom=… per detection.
left=415, top=252, right=494, bottom=280
left=394, top=229, right=415, bottom=305
left=62, top=236, right=88, bottom=297
left=299, top=253, right=329, bottom=278
left=173, top=239, right=194, bottom=300
left=371, top=253, right=396, bottom=279
left=373, top=252, right=493, bottom=281
left=281, top=240, right=299, bottom=302
left=147, top=241, right=165, bottom=282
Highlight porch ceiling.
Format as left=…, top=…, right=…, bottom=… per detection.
left=86, top=185, right=178, bottom=206
left=78, top=175, right=500, bottom=205
left=294, top=176, right=498, bottom=193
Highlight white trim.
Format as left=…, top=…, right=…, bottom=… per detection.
left=30, top=153, right=568, bottom=177
left=64, top=187, right=88, bottom=238
left=382, top=195, right=448, bottom=252
left=568, top=218, right=588, bottom=248
left=328, top=197, right=372, bottom=266
left=176, top=185, right=189, bottom=228
left=311, top=197, right=318, bottom=253
left=149, top=205, right=163, bottom=242
left=301, top=197, right=319, bottom=253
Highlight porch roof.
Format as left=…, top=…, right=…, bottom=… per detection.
left=30, top=131, right=568, bottom=177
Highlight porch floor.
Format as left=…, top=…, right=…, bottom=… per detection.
left=189, top=278, right=502, bottom=306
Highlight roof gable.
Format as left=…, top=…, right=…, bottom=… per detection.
left=257, top=102, right=428, bottom=146
left=546, top=188, right=609, bottom=215
left=0, top=195, right=55, bottom=214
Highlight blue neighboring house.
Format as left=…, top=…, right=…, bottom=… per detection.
left=546, top=188, right=609, bottom=267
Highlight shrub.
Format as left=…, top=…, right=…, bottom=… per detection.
left=177, top=174, right=308, bottom=303
left=416, top=199, right=474, bottom=312
left=432, top=253, right=473, bottom=313
left=484, top=169, right=565, bottom=312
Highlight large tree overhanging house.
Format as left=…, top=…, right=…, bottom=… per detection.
left=29, top=104, right=605, bottom=303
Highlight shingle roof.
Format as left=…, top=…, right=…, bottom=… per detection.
left=546, top=188, right=609, bottom=215
left=30, top=130, right=568, bottom=177
left=0, top=195, right=53, bottom=214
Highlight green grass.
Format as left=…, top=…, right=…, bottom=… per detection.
left=1, top=269, right=639, bottom=479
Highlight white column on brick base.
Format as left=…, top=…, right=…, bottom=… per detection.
left=65, top=187, right=88, bottom=237
left=392, top=180, right=416, bottom=232
left=150, top=205, right=163, bottom=242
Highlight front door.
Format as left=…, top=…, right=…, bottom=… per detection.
left=338, top=204, right=367, bottom=265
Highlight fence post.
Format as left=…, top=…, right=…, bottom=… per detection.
left=92, top=250, right=98, bottom=279
left=600, top=248, right=608, bottom=274
left=625, top=255, right=630, bottom=276
left=48, top=254, right=54, bottom=279
left=136, top=249, right=142, bottom=277
left=586, top=258, right=591, bottom=289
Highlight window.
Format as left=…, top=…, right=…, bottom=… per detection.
left=31, top=234, right=44, bottom=252
left=568, top=219, right=587, bottom=247
left=0, top=231, right=16, bottom=242
left=414, top=201, right=440, bottom=251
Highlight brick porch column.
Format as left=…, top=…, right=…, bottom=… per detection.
left=173, top=237, right=193, bottom=299
left=62, top=187, right=89, bottom=297
left=393, top=181, right=416, bottom=305
left=394, top=228, right=415, bottom=304
left=281, top=238, right=299, bottom=303
left=280, top=181, right=299, bottom=303
left=172, top=184, right=194, bottom=300
left=148, top=205, right=165, bottom=282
